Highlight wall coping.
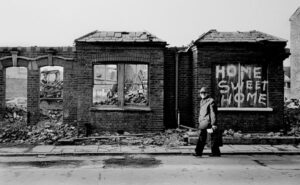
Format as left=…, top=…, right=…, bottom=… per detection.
left=0, top=47, right=75, bottom=52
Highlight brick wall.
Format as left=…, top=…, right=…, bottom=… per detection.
left=0, top=47, right=76, bottom=124
left=164, top=48, right=193, bottom=128
left=191, top=42, right=289, bottom=132
left=164, top=48, right=177, bottom=128
left=75, top=42, right=165, bottom=133
left=0, top=51, right=9, bottom=119
left=0, top=34, right=289, bottom=133
left=178, top=51, right=193, bottom=127
left=27, top=69, right=40, bottom=123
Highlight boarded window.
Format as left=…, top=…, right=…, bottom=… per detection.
left=215, top=64, right=268, bottom=108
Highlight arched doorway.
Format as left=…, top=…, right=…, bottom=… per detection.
left=5, top=67, right=28, bottom=123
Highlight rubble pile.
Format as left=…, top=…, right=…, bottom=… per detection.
left=40, top=110, right=63, bottom=123
left=40, top=81, right=63, bottom=98
left=79, top=129, right=188, bottom=147
left=0, top=121, right=77, bottom=144
left=158, top=129, right=187, bottom=147
left=40, top=69, right=63, bottom=99
left=94, top=97, right=118, bottom=106
left=125, top=92, right=148, bottom=105
left=284, top=99, right=300, bottom=136
left=94, top=92, right=148, bottom=106
left=222, top=129, right=295, bottom=138
left=1, top=99, right=299, bottom=146
left=222, top=129, right=251, bottom=138
left=3, top=105, right=27, bottom=123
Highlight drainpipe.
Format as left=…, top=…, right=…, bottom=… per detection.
left=175, top=50, right=180, bottom=128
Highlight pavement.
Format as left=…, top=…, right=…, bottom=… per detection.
left=0, top=144, right=300, bottom=156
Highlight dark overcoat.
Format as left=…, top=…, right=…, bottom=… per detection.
left=198, top=97, right=223, bottom=146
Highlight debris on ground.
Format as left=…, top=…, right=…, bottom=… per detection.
left=0, top=120, right=77, bottom=145
left=285, top=98, right=300, bottom=109
left=1, top=98, right=300, bottom=146
left=74, top=128, right=188, bottom=147
left=4, top=96, right=28, bottom=123
left=40, top=109, right=63, bottom=123
left=4, top=100, right=63, bottom=124
left=3, top=105, right=27, bottom=123
left=222, top=129, right=289, bottom=138
left=285, top=99, right=300, bottom=136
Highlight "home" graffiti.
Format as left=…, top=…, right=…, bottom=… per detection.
left=215, top=64, right=268, bottom=107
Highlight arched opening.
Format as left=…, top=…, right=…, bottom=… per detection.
left=39, top=66, right=64, bottom=123
left=5, top=67, right=28, bottom=123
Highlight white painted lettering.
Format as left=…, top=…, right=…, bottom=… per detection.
left=258, top=94, right=267, bottom=106
left=216, top=65, right=225, bottom=79
left=241, top=66, right=251, bottom=80
left=262, top=80, right=268, bottom=91
left=234, top=93, right=245, bottom=103
left=246, top=80, right=253, bottom=90
left=247, top=92, right=257, bottom=104
left=221, top=94, right=232, bottom=106
left=254, top=67, right=261, bottom=78
left=255, top=81, right=261, bottom=90
left=227, top=65, right=237, bottom=77
left=231, top=82, right=244, bottom=91
left=218, top=80, right=230, bottom=93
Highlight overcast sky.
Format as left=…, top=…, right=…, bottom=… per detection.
left=0, top=0, right=299, bottom=49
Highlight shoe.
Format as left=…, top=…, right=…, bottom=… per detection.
left=193, top=153, right=202, bottom=157
left=209, top=154, right=221, bottom=157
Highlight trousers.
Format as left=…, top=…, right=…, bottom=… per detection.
left=195, top=129, right=221, bottom=155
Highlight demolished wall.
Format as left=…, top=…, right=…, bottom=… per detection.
left=0, top=47, right=76, bottom=125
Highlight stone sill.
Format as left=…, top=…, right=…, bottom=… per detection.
left=90, top=107, right=151, bottom=112
left=218, top=107, right=273, bottom=112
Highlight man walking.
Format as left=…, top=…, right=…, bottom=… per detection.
left=194, top=87, right=222, bottom=157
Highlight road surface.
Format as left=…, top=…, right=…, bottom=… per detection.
left=0, top=155, right=299, bottom=185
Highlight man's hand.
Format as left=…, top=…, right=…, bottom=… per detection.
left=212, top=125, right=217, bottom=130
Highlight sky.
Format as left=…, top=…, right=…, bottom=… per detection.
left=0, top=0, right=299, bottom=64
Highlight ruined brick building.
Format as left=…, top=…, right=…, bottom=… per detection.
left=0, top=30, right=289, bottom=133
left=290, top=7, right=300, bottom=99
